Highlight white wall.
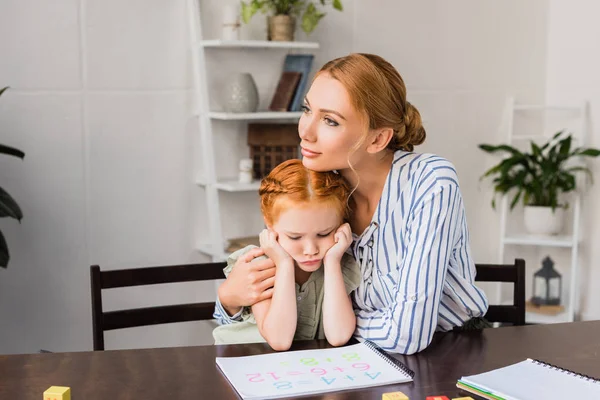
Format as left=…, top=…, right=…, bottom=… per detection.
left=546, top=0, right=600, bottom=320
left=0, top=0, right=552, bottom=354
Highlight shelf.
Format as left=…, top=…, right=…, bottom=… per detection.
left=196, top=178, right=261, bottom=192
left=513, top=104, right=581, bottom=111
left=526, top=310, right=571, bottom=324
left=502, top=234, right=575, bottom=248
left=208, top=111, right=303, bottom=120
left=197, top=243, right=229, bottom=262
left=199, top=39, right=319, bottom=49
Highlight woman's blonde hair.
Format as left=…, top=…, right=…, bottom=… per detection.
left=259, top=159, right=350, bottom=226
left=316, top=53, right=426, bottom=152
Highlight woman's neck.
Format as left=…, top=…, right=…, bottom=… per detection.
left=340, top=151, right=395, bottom=208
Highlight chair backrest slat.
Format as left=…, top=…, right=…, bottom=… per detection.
left=90, top=262, right=227, bottom=351
left=475, top=259, right=526, bottom=326
left=103, top=303, right=216, bottom=331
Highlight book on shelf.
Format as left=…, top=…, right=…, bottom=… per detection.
left=269, top=71, right=302, bottom=111
left=282, top=54, right=315, bottom=111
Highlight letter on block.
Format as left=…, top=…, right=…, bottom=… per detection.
left=43, top=386, right=71, bottom=400
left=382, top=392, right=409, bottom=400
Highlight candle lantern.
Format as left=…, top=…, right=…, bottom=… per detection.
left=531, top=256, right=562, bottom=306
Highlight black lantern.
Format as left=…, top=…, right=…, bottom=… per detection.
left=531, top=256, right=562, bottom=306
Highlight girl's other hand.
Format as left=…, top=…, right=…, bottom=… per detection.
left=218, top=247, right=275, bottom=315
left=324, top=223, right=352, bottom=265
left=259, top=229, right=293, bottom=267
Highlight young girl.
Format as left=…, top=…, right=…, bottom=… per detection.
left=216, top=53, right=489, bottom=355
left=212, top=159, right=361, bottom=350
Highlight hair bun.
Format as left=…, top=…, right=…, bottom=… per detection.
left=401, top=102, right=426, bottom=152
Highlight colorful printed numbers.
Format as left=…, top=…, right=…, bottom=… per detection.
left=43, top=386, right=71, bottom=400
left=426, top=396, right=450, bottom=400
left=382, top=391, right=409, bottom=400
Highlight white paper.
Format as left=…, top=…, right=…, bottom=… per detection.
left=216, top=342, right=413, bottom=399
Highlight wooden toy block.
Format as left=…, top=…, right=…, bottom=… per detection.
left=382, top=392, right=409, bottom=400
left=452, top=397, right=474, bottom=400
left=43, top=386, right=71, bottom=400
left=426, top=396, right=450, bottom=400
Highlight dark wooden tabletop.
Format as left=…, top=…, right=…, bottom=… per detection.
left=1, top=321, right=599, bottom=399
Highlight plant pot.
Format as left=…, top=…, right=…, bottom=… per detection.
left=268, top=15, right=295, bottom=41
left=523, top=206, right=565, bottom=235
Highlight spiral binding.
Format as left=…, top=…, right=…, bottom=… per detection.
left=363, top=340, right=415, bottom=379
left=531, top=359, right=600, bottom=384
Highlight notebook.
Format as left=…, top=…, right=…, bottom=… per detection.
left=216, top=340, right=414, bottom=399
left=457, top=358, right=600, bottom=400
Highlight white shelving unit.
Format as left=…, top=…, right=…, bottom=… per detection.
left=187, top=0, right=319, bottom=261
left=496, top=97, right=588, bottom=324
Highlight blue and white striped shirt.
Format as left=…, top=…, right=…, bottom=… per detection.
left=214, top=150, right=488, bottom=355
left=351, top=150, right=488, bottom=354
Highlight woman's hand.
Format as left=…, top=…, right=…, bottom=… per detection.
left=323, top=223, right=353, bottom=265
left=218, top=247, right=276, bottom=316
left=259, top=229, right=293, bottom=267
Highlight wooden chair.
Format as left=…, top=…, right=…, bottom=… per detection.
left=475, top=258, right=526, bottom=326
left=90, top=262, right=226, bottom=351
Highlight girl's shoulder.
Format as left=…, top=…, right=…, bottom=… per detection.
left=224, top=244, right=267, bottom=277
left=340, top=252, right=362, bottom=294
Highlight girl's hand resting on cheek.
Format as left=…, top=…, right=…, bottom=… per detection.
left=323, top=223, right=353, bottom=265
left=259, top=229, right=293, bottom=267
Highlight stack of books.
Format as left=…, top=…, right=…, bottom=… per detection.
left=269, top=54, right=314, bottom=112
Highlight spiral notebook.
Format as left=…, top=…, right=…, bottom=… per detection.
left=216, top=340, right=414, bottom=399
left=457, top=358, right=600, bottom=400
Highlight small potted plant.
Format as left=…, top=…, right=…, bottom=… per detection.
left=0, top=87, right=25, bottom=268
left=240, top=0, right=343, bottom=41
left=479, top=130, right=600, bottom=235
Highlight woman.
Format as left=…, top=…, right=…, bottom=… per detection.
left=214, top=53, right=488, bottom=355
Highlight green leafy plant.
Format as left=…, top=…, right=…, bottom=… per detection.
left=479, top=130, right=600, bottom=211
left=0, top=86, right=25, bottom=268
left=240, top=0, right=343, bottom=34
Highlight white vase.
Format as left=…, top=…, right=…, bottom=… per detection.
left=223, top=73, right=259, bottom=113
left=523, top=206, right=565, bottom=235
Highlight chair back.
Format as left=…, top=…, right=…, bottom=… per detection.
left=475, top=259, right=526, bottom=326
left=90, top=262, right=226, bottom=351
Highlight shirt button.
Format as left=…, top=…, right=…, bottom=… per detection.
left=411, top=295, right=417, bottom=301
left=297, top=296, right=302, bottom=301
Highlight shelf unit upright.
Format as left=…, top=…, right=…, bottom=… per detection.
left=496, top=97, right=589, bottom=324
left=187, top=0, right=319, bottom=261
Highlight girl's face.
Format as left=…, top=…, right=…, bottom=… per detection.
left=298, top=73, right=368, bottom=172
left=271, top=203, right=341, bottom=273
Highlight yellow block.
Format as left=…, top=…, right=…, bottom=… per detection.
left=382, top=392, right=409, bottom=400
left=43, top=386, right=71, bottom=400
left=452, top=397, right=474, bottom=400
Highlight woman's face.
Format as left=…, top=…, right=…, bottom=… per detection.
left=298, top=73, right=368, bottom=172
left=271, top=203, right=341, bottom=273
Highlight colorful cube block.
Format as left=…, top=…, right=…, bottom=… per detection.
left=426, top=396, right=450, bottom=400
left=43, top=386, right=71, bottom=400
left=452, top=397, right=474, bottom=400
left=382, top=392, right=409, bottom=400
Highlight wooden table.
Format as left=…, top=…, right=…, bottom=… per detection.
left=2, top=321, right=599, bottom=399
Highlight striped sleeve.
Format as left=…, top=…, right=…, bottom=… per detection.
left=213, top=297, right=245, bottom=325
left=355, top=177, right=462, bottom=354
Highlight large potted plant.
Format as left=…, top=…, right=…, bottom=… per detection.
left=240, top=0, right=343, bottom=41
left=0, top=87, right=25, bottom=267
left=479, top=130, right=600, bottom=235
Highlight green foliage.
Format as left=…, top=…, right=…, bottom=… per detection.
left=479, top=130, right=600, bottom=211
left=0, top=87, right=25, bottom=268
left=240, top=0, right=343, bottom=34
